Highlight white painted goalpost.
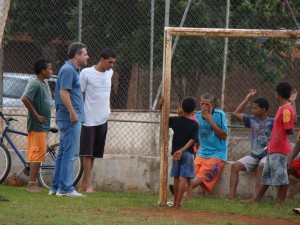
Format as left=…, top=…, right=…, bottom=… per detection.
left=159, top=27, right=300, bottom=206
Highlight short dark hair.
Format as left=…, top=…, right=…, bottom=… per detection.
left=34, top=59, right=50, bottom=75
left=100, top=48, right=117, bottom=59
left=181, top=97, right=196, bottom=113
left=201, top=93, right=214, bottom=103
left=67, top=42, right=87, bottom=59
left=275, top=82, right=292, bottom=100
left=253, top=98, right=269, bottom=111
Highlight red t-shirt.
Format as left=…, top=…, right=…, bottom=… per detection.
left=268, top=103, right=295, bottom=154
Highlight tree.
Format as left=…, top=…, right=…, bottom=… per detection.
left=230, top=0, right=300, bottom=83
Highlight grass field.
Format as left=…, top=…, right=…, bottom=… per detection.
left=0, top=185, right=299, bottom=225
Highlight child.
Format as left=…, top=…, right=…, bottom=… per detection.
left=176, top=107, right=199, bottom=158
left=230, top=89, right=274, bottom=199
left=288, top=131, right=300, bottom=179
left=161, top=96, right=199, bottom=209
left=242, top=82, right=295, bottom=204
left=21, top=59, right=52, bottom=192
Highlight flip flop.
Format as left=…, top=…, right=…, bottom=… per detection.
left=292, top=208, right=300, bottom=214
left=167, top=201, right=174, bottom=207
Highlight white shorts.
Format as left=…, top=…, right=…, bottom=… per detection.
left=238, top=155, right=267, bottom=172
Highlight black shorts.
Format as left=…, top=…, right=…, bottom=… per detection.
left=79, top=122, right=108, bottom=158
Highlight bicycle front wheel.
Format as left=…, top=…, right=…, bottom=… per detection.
left=0, top=143, right=11, bottom=184
left=38, top=143, right=83, bottom=188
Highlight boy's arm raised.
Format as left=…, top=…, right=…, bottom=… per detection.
left=233, top=89, right=257, bottom=121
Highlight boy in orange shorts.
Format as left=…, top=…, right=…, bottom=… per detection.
left=192, top=93, right=228, bottom=192
left=21, top=59, right=52, bottom=192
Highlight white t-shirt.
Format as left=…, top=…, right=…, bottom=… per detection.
left=80, top=66, right=113, bottom=126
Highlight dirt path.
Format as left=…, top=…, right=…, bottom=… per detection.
left=123, top=208, right=299, bottom=225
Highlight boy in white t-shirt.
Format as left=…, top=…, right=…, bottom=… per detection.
left=79, top=48, right=117, bottom=192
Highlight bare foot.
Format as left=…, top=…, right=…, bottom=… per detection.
left=225, top=195, right=234, bottom=201
left=85, top=187, right=95, bottom=193
left=240, top=198, right=257, bottom=204
left=174, top=204, right=181, bottom=209
left=275, top=200, right=285, bottom=205
left=27, top=183, right=41, bottom=193
left=80, top=184, right=95, bottom=193
left=79, top=184, right=88, bottom=192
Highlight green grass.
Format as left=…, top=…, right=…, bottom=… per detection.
left=0, top=185, right=299, bottom=225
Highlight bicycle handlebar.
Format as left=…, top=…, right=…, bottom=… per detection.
left=0, top=112, right=58, bottom=133
left=0, top=112, right=16, bottom=126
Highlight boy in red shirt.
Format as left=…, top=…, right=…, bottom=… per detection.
left=242, top=82, right=295, bottom=204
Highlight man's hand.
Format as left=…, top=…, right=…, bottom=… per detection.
left=201, top=108, right=212, bottom=122
left=246, top=89, right=257, bottom=99
left=173, top=149, right=183, bottom=160
left=289, top=88, right=297, bottom=102
left=177, top=107, right=184, bottom=116
left=70, top=112, right=78, bottom=123
left=159, top=96, right=164, bottom=110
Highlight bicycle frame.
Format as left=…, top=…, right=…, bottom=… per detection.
left=0, top=126, right=28, bottom=166
left=0, top=112, right=82, bottom=187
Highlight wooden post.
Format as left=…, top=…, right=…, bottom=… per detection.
left=0, top=0, right=11, bottom=111
left=166, top=27, right=300, bottom=39
left=159, top=29, right=172, bottom=207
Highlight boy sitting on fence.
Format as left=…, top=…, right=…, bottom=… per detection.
left=229, top=89, right=274, bottom=199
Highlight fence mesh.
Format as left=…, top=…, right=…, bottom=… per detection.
left=0, top=0, right=300, bottom=160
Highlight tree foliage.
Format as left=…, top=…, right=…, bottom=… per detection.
left=230, top=0, right=300, bottom=83
left=6, top=0, right=77, bottom=46
left=4, top=0, right=300, bottom=107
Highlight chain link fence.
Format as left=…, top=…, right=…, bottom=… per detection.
left=0, top=0, right=300, bottom=160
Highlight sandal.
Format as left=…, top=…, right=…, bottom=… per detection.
left=293, top=208, right=300, bottom=214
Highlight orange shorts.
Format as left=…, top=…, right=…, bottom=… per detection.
left=26, top=132, right=47, bottom=162
left=194, top=156, right=225, bottom=192
left=290, top=158, right=300, bottom=179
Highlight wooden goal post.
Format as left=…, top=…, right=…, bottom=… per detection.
left=159, top=27, right=300, bottom=206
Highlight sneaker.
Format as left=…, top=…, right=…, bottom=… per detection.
left=48, top=190, right=56, bottom=196
left=56, top=190, right=85, bottom=197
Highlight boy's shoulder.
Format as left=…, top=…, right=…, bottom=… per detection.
left=170, top=116, right=198, bottom=125
left=245, top=114, right=274, bottom=122
left=80, top=66, right=94, bottom=73
left=27, top=79, right=42, bottom=89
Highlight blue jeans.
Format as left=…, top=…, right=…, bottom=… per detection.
left=50, top=120, right=81, bottom=193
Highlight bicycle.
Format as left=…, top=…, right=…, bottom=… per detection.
left=0, top=112, right=83, bottom=188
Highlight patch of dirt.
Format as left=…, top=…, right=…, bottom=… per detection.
left=123, top=208, right=299, bottom=225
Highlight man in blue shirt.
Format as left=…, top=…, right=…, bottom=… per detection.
left=49, top=42, right=89, bottom=197
left=193, top=93, right=228, bottom=192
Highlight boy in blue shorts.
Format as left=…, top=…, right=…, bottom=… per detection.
left=161, top=96, right=199, bottom=209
